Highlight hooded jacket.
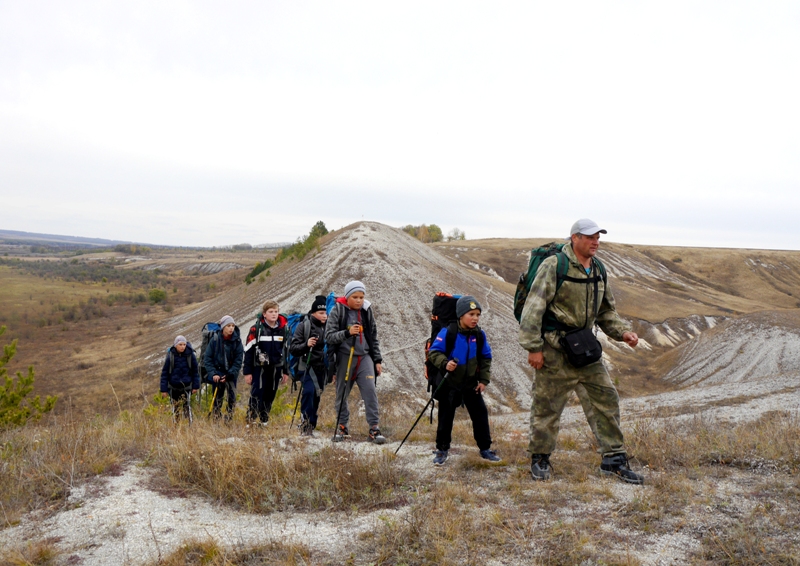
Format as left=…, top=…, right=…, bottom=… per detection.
left=160, top=345, right=200, bottom=393
left=428, top=323, right=493, bottom=388
left=325, top=297, right=382, bottom=364
left=203, top=326, right=244, bottom=382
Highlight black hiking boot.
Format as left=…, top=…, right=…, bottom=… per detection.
left=333, top=424, right=350, bottom=442
left=600, top=454, right=644, bottom=485
left=433, top=450, right=449, bottom=466
left=530, top=454, right=551, bottom=481
left=368, top=427, right=386, bottom=445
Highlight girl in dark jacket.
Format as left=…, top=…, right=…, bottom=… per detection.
left=160, top=335, right=200, bottom=421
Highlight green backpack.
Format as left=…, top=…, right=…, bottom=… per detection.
left=513, top=242, right=607, bottom=326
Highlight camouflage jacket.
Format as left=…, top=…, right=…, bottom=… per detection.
left=518, top=243, right=631, bottom=353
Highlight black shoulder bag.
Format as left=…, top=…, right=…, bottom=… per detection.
left=559, top=261, right=603, bottom=368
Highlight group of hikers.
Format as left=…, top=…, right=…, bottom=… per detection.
left=160, top=219, right=645, bottom=484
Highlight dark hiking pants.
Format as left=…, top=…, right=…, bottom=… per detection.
left=300, top=364, right=326, bottom=428
left=247, top=365, right=282, bottom=423
left=212, top=380, right=237, bottom=421
left=435, top=383, right=492, bottom=452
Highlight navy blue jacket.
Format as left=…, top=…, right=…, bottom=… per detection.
left=160, top=346, right=200, bottom=393
left=203, top=326, right=244, bottom=383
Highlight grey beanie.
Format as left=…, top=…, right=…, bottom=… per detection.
left=174, top=335, right=187, bottom=347
left=456, top=295, right=482, bottom=318
left=219, top=315, right=235, bottom=328
left=344, top=280, right=366, bottom=298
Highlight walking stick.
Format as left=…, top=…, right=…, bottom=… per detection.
left=395, top=363, right=456, bottom=455
left=290, top=350, right=314, bottom=430
left=332, top=339, right=356, bottom=442
left=207, top=380, right=220, bottom=418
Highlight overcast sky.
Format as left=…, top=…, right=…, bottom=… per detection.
left=1, top=1, right=799, bottom=249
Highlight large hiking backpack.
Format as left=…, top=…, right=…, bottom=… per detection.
left=199, top=322, right=220, bottom=383
left=283, top=312, right=310, bottom=381
left=512, top=242, right=607, bottom=325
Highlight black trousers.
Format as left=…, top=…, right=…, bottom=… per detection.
left=211, top=380, right=237, bottom=420
left=435, top=383, right=492, bottom=452
left=168, top=384, right=192, bottom=421
left=247, top=365, right=282, bottom=423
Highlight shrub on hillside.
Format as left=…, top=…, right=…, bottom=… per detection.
left=401, top=223, right=444, bottom=243
left=0, top=326, right=57, bottom=430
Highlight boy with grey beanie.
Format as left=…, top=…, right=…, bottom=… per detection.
left=325, top=280, right=385, bottom=443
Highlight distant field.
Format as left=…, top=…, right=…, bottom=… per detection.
left=0, top=248, right=272, bottom=414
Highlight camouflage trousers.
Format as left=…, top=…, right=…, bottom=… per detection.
left=528, top=342, right=625, bottom=457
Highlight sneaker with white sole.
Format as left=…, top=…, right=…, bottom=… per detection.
left=433, top=450, right=449, bottom=466
left=479, top=449, right=502, bottom=462
left=368, top=427, right=386, bottom=444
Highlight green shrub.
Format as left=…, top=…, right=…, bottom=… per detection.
left=0, top=326, right=57, bottom=430
left=148, top=289, right=167, bottom=304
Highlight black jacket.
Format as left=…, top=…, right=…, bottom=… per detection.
left=203, top=326, right=244, bottom=382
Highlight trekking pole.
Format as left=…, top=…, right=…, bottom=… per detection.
left=186, top=385, right=194, bottom=425
left=207, top=382, right=220, bottom=418
left=332, top=340, right=356, bottom=442
left=290, top=350, right=314, bottom=430
left=394, top=361, right=457, bottom=455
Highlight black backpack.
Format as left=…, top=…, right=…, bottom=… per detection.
left=198, top=322, right=221, bottom=383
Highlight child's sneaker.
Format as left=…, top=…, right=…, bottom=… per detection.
left=433, top=450, right=449, bottom=466
left=332, top=424, right=350, bottom=442
left=368, top=427, right=386, bottom=444
left=479, top=449, right=502, bottom=462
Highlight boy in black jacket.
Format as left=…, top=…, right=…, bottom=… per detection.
left=289, top=295, right=330, bottom=436
left=160, top=335, right=200, bottom=421
left=243, top=301, right=290, bottom=425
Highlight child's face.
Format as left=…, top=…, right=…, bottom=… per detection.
left=175, top=342, right=187, bottom=353
left=346, top=291, right=365, bottom=310
left=311, top=310, right=328, bottom=323
left=264, top=307, right=280, bottom=324
left=222, top=324, right=235, bottom=338
left=460, top=309, right=481, bottom=329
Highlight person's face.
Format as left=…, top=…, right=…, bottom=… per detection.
left=263, top=307, right=280, bottom=324
left=311, top=310, right=328, bottom=323
left=460, top=309, right=481, bottom=329
left=346, top=291, right=365, bottom=310
left=222, top=324, right=235, bottom=338
left=175, top=342, right=187, bottom=353
left=572, top=232, right=600, bottom=259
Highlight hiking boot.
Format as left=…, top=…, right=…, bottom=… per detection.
left=600, top=454, right=644, bottom=485
left=479, top=449, right=502, bottom=462
left=530, top=454, right=551, bottom=481
left=433, top=450, right=449, bottom=466
left=369, top=427, right=386, bottom=445
left=332, top=424, right=350, bottom=442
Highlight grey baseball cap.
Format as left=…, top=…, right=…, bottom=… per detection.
left=569, top=218, right=607, bottom=237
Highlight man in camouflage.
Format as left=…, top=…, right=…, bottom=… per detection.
left=518, top=219, right=644, bottom=484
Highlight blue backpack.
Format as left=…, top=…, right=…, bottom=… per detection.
left=284, top=294, right=337, bottom=381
